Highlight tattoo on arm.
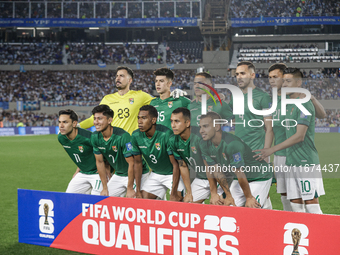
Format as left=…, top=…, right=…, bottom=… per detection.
left=178, top=159, right=185, bottom=167
left=214, top=171, right=230, bottom=193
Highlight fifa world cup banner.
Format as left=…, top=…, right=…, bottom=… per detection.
left=18, top=189, right=340, bottom=254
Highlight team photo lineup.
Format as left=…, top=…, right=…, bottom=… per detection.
left=58, top=63, right=325, bottom=214
left=2, top=1, right=340, bottom=253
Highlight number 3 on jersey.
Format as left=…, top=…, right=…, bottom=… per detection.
left=149, top=154, right=157, bottom=164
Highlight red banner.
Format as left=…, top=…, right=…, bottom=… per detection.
left=50, top=196, right=340, bottom=255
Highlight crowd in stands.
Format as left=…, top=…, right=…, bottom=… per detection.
left=236, top=44, right=340, bottom=64
left=0, top=42, right=203, bottom=65
left=230, top=0, right=340, bottom=18
left=0, top=70, right=194, bottom=103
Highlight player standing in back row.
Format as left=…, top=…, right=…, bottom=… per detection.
left=150, top=67, right=190, bottom=129
left=255, top=68, right=325, bottom=214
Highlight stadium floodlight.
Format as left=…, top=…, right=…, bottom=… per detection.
left=36, top=28, right=50, bottom=30
left=235, top=33, right=239, bottom=36
left=89, top=27, right=100, bottom=30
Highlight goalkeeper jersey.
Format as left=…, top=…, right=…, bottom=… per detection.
left=80, top=90, right=154, bottom=134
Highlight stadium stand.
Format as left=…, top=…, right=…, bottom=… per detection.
left=0, top=42, right=204, bottom=65
left=230, top=0, right=340, bottom=18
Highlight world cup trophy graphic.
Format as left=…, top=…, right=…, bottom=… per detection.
left=43, top=203, right=49, bottom=225
left=291, top=228, right=301, bottom=255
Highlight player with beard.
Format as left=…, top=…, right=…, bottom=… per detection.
left=229, top=61, right=274, bottom=209
left=169, top=107, right=225, bottom=204
left=58, top=109, right=103, bottom=195
left=80, top=66, right=153, bottom=134
left=268, top=63, right=326, bottom=211
left=90, top=105, right=143, bottom=197
left=255, top=68, right=325, bottom=214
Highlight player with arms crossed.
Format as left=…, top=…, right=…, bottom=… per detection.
left=58, top=109, right=102, bottom=195
left=190, top=72, right=233, bottom=127
left=268, top=63, right=326, bottom=211
left=255, top=68, right=325, bottom=214
left=91, top=105, right=139, bottom=197
left=150, top=67, right=190, bottom=129
left=169, top=107, right=225, bottom=204
left=199, top=112, right=272, bottom=208
left=131, top=105, right=184, bottom=200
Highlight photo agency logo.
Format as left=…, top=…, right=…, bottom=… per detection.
left=199, top=83, right=312, bottom=128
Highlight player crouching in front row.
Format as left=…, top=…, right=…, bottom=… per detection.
left=131, top=105, right=185, bottom=201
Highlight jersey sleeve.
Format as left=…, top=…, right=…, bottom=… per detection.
left=181, top=97, right=191, bottom=109
left=260, top=93, right=272, bottom=110
left=121, top=132, right=133, bottom=158
left=141, top=91, right=154, bottom=105
left=220, top=101, right=234, bottom=120
left=168, top=135, right=182, bottom=160
left=297, top=101, right=314, bottom=126
left=199, top=140, right=215, bottom=166
left=130, top=133, right=141, bottom=156
left=226, top=141, right=245, bottom=169
left=90, top=133, right=101, bottom=155
left=80, top=95, right=110, bottom=129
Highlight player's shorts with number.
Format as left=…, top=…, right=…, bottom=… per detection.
left=191, top=178, right=225, bottom=202
left=286, top=165, right=325, bottom=200
left=142, top=172, right=185, bottom=198
left=66, top=173, right=102, bottom=195
left=230, top=178, right=272, bottom=207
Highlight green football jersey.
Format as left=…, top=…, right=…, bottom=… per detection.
left=58, top=128, right=97, bottom=175
left=131, top=125, right=174, bottom=175
left=191, top=97, right=233, bottom=127
left=150, top=96, right=190, bottom=129
left=285, top=99, right=319, bottom=167
left=228, top=87, right=272, bottom=151
left=199, top=131, right=272, bottom=181
left=169, top=126, right=207, bottom=179
left=272, top=95, right=286, bottom=156
left=91, top=127, right=133, bottom=177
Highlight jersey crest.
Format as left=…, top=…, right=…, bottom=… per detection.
left=168, top=101, right=173, bottom=108
left=112, top=146, right=117, bottom=152
left=155, top=143, right=161, bottom=150
left=78, top=146, right=84, bottom=153
left=208, top=105, right=213, bottom=112
left=222, top=152, right=227, bottom=161
left=129, top=98, right=134, bottom=104
left=191, top=146, right=197, bottom=154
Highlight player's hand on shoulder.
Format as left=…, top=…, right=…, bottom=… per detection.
left=245, top=196, right=261, bottom=208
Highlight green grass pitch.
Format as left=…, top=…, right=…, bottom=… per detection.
left=0, top=133, right=339, bottom=254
